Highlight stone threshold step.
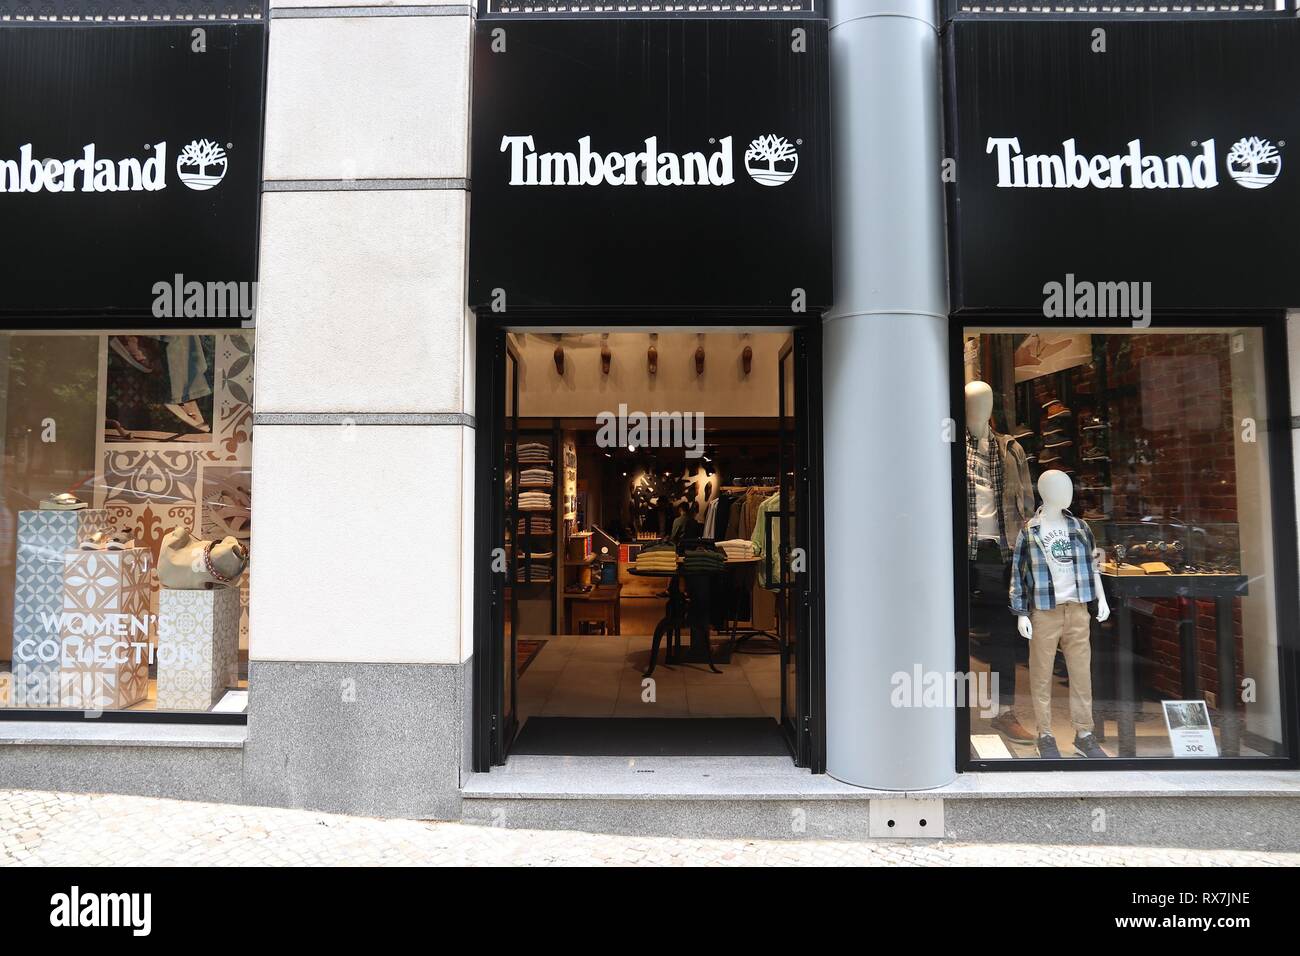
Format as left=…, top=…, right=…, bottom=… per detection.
left=463, top=755, right=1300, bottom=801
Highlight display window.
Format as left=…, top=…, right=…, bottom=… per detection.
left=0, top=330, right=253, bottom=717
left=959, top=323, right=1292, bottom=762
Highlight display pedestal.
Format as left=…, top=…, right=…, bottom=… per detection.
left=58, top=548, right=152, bottom=710
left=156, top=587, right=240, bottom=711
left=11, top=508, right=114, bottom=707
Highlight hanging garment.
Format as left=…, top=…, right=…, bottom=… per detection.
left=712, top=494, right=736, bottom=542
left=701, top=498, right=720, bottom=539
left=965, top=428, right=1034, bottom=561
left=750, top=493, right=782, bottom=587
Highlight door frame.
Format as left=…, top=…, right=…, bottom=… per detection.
left=472, top=312, right=827, bottom=773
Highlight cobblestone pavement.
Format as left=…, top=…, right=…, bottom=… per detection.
left=2, top=789, right=1297, bottom=866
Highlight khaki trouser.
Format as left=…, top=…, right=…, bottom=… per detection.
left=1028, top=602, right=1094, bottom=736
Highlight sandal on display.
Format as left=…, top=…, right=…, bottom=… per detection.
left=109, top=335, right=154, bottom=373
left=105, top=418, right=133, bottom=440
left=105, top=531, right=135, bottom=551
left=164, top=401, right=211, bottom=433
left=40, top=493, right=88, bottom=512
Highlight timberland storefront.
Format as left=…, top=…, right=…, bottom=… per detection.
left=2, top=0, right=1300, bottom=846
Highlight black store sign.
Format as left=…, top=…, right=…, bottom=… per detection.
left=0, top=23, right=266, bottom=321
left=469, top=18, right=832, bottom=313
left=944, top=18, right=1300, bottom=311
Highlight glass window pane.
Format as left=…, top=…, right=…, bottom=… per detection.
left=1, top=331, right=254, bottom=714
left=962, top=326, right=1283, bottom=761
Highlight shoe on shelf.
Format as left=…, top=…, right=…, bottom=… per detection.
left=1043, top=437, right=1074, bottom=450
left=990, top=710, right=1035, bottom=744
left=1081, top=446, right=1110, bottom=462
left=1043, top=400, right=1072, bottom=421
left=1081, top=414, right=1109, bottom=431
left=1037, top=733, right=1061, bottom=758
left=1074, top=732, right=1108, bottom=758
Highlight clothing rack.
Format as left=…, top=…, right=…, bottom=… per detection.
left=719, top=484, right=777, bottom=494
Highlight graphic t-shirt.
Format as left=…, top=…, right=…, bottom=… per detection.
left=970, top=434, right=1001, bottom=542
left=1039, top=518, right=1078, bottom=604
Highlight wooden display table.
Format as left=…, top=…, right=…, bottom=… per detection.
left=563, top=583, right=622, bottom=635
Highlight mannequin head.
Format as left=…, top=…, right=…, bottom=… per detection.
left=965, top=381, right=994, bottom=436
left=1038, top=469, right=1074, bottom=512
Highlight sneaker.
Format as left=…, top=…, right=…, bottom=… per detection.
left=1074, top=732, right=1108, bottom=758
left=991, top=710, right=1035, bottom=744
left=1043, top=400, right=1072, bottom=421
left=1037, top=733, right=1061, bottom=758
left=1042, top=437, right=1074, bottom=450
left=1081, top=414, right=1109, bottom=431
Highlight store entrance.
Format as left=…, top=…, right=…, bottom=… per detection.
left=473, top=322, right=823, bottom=771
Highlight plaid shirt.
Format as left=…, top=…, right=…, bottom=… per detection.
left=1009, top=508, right=1099, bottom=615
left=966, top=429, right=1005, bottom=560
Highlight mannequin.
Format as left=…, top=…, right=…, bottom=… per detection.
left=1010, top=470, right=1110, bottom=758
left=964, top=380, right=1035, bottom=745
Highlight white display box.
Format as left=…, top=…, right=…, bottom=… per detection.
left=11, top=509, right=114, bottom=707
left=156, top=587, right=241, bottom=711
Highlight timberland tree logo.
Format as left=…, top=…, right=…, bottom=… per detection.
left=176, top=138, right=228, bottom=191
left=1226, top=136, right=1281, bottom=189
left=0, top=139, right=230, bottom=193
left=986, top=135, right=1285, bottom=189
left=744, top=134, right=799, bottom=186
left=500, top=133, right=800, bottom=187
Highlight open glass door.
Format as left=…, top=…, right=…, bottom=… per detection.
left=491, top=335, right=521, bottom=763
left=778, top=334, right=813, bottom=765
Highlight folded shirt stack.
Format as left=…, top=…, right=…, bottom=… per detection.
left=681, top=547, right=725, bottom=575
left=516, top=563, right=553, bottom=583
left=519, top=468, right=553, bottom=488
left=517, top=442, right=551, bottom=464
left=517, top=491, right=552, bottom=512
left=634, top=543, right=679, bottom=573
left=716, top=538, right=757, bottom=561
left=517, top=516, right=552, bottom=534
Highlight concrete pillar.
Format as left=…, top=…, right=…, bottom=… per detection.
left=244, top=1, right=476, bottom=818
left=823, top=0, right=955, bottom=789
